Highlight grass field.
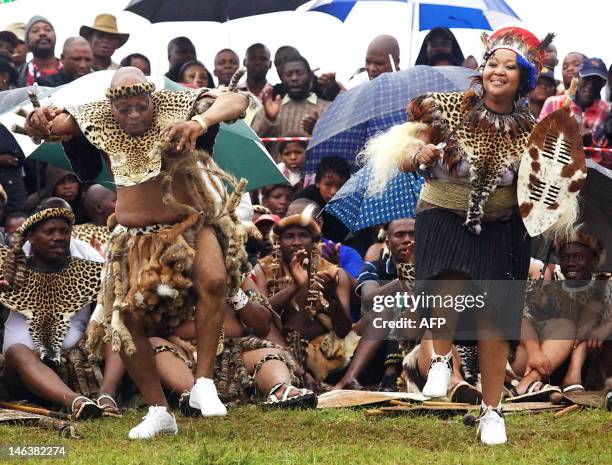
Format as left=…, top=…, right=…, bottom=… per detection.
left=0, top=406, right=610, bottom=465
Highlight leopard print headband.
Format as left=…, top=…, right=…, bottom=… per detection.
left=18, top=208, right=75, bottom=235
left=105, top=82, right=156, bottom=101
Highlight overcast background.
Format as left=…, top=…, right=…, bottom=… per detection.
left=1, top=0, right=610, bottom=84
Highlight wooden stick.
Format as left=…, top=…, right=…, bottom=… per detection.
left=389, top=399, right=413, bottom=407
left=364, top=409, right=386, bottom=416
left=423, top=401, right=471, bottom=408
left=554, top=404, right=580, bottom=418
left=0, top=401, right=71, bottom=420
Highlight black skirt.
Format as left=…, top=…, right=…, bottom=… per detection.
left=414, top=207, right=531, bottom=340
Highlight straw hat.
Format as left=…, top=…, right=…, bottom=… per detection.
left=79, top=14, right=129, bottom=47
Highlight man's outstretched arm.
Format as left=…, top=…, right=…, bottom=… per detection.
left=161, top=91, right=250, bottom=152
left=24, top=107, right=81, bottom=140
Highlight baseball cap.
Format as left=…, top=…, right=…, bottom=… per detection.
left=578, top=57, right=607, bottom=82
left=255, top=214, right=281, bottom=226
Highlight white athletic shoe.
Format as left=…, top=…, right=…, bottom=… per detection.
left=422, top=353, right=452, bottom=398
left=128, top=406, right=178, bottom=440
left=189, top=377, right=227, bottom=416
left=478, top=405, right=507, bottom=445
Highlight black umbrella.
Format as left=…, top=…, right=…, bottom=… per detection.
left=125, top=0, right=310, bottom=23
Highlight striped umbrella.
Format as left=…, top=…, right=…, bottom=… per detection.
left=304, top=65, right=473, bottom=174
left=299, top=0, right=520, bottom=30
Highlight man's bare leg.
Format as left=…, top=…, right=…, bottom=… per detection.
left=189, top=226, right=228, bottom=416
left=4, top=344, right=83, bottom=410
left=120, top=312, right=168, bottom=407
left=513, top=320, right=574, bottom=394
left=121, top=314, right=178, bottom=439
left=334, top=339, right=382, bottom=390
left=561, top=341, right=588, bottom=389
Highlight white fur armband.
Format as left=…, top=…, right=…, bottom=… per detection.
left=228, top=288, right=249, bottom=311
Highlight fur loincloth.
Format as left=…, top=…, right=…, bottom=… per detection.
left=86, top=145, right=250, bottom=357
left=306, top=330, right=361, bottom=382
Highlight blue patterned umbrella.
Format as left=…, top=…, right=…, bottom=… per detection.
left=305, top=65, right=473, bottom=174
left=299, top=0, right=520, bottom=29
left=325, top=161, right=425, bottom=231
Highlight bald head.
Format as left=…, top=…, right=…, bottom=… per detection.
left=367, top=35, right=400, bottom=59
left=365, top=34, right=400, bottom=80
left=83, top=184, right=116, bottom=225
left=286, top=198, right=321, bottom=217
left=110, top=66, right=148, bottom=87
left=108, top=67, right=155, bottom=136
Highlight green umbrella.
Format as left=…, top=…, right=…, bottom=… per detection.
left=29, top=142, right=116, bottom=191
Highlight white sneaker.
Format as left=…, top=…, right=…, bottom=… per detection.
left=128, top=406, right=178, bottom=440
left=422, top=353, right=452, bottom=398
left=189, top=377, right=227, bottom=416
left=478, top=405, right=507, bottom=445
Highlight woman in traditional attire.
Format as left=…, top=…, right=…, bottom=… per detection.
left=363, top=27, right=576, bottom=444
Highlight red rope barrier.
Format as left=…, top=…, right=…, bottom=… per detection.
left=259, top=137, right=311, bottom=142
left=584, top=146, right=612, bottom=153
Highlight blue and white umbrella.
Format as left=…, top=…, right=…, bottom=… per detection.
left=299, top=0, right=520, bottom=30
left=325, top=161, right=424, bottom=231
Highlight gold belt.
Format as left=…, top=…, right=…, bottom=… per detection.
left=420, top=180, right=517, bottom=213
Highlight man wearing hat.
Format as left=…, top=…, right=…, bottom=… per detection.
left=80, top=14, right=129, bottom=72
left=3, top=22, right=27, bottom=69
left=17, top=16, right=61, bottom=87
left=540, top=57, right=611, bottom=146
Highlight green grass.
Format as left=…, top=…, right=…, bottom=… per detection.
left=0, top=407, right=610, bottom=465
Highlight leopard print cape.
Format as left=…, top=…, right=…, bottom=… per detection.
left=0, top=246, right=102, bottom=364
left=408, top=90, right=535, bottom=234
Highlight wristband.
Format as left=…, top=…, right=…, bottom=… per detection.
left=228, top=288, right=249, bottom=311
left=190, top=114, right=208, bottom=133
left=411, top=149, right=421, bottom=170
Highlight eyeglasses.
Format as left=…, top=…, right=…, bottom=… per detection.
left=112, top=98, right=151, bottom=116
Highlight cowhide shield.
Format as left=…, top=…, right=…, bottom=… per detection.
left=518, top=106, right=587, bottom=237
